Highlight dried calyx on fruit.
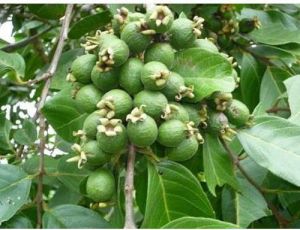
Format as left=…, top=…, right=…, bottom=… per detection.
left=146, top=5, right=174, bottom=33
left=209, top=91, right=233, bottom=111
left=161, top=103, right=189, bottom=122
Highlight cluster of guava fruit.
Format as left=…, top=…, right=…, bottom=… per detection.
left=66, top=5, right=252, bottom=204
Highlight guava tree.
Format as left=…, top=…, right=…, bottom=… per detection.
left=0, top=4, right=300, bottom=229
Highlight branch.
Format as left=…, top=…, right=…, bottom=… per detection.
left=220, top=138, right=290, bottom=228
left=35, top=5, right=74, bottom=229
left=0, top=26, right=53, bottom=53
left=124, top=144, right=137, bottom=229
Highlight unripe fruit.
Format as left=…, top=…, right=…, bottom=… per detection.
left=69, top=54, right=97, bottom=83
left=91, top=66, right=119, bottom=92
left=161, top=72, right=194, bottom=101
left=141, top=61, right=170, bottom=90
left=97, top=89, right=133, bottom=120
left=82, top=140, right=111, bottom=166
left=239, top=18, right=261, bottom=33
left=126, top=107, right=158, bottom=147
left=158, top=119, right=186, bottom=147
left=181, top=78, right=205, bottom=103
left=182, top=104, right=201, bottom=127
left=119, top=58, right=144, bottom=95
left=146, top=5, right=174, bottom=33
left=224, top=99, right=250, bottom=127
left=192, top=38, right=219, bottom=53
left=121, top=21, right=154, bottom=53
left=82, top=31, right=118, bottom=52
left=133, top=90, right=168, bottom=120
left=96, top=118, right=127, bottom=153
left=166, top=136, right=199, bottom=162
left=161, top=102, right=189, bottom=122
left=75, top=84, right=103, bottom=113
left=82, top=111, right=103, bottom=139
left=97, top=38, right=129, bottom=72
left=168, top=17, right=204, bottom=50
left=209, top=91, right=233, bottom=111
left=86, top=168, right=115, bottom=202
left=144, top=43, right=175, bottom=69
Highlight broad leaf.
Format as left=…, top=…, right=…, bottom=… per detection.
left=284, top=75, right=300, bottom=124
left=13, top=119, right=37, bottom=145
left=48, top=185, right=82, bottom=208
left=42, top=86, right=88, bottom=142
left=28, top=5, right=66, bottom=20
left=173, top=48, right=236, bottom=101
left=203, top=134, right=238, bottom=196
left=42, top=204, right=111, bottom=228
left=240, top=52, right=264, bottom=111
left=68, top=11, right=112, bottom=39
left=0, top=164, right=32, bottom=222
left=162, top=217, right=239, bottom=228
left=238, top=116, right=300, bottom=186
left=142, top=160, right=214, bottom=228
left=51, top=48, right=85, bottom=90
left=2, top=215, right=33, bottom=228
left=259, top=67, right=291, bottom=113
left=222, top=175, right=270, bottom=227
left=56, top=155, right=90, bottom=193
left=241, top=8, right=300, bottom=45
left=0, top=112, right=12, bottom=152
left=0, top=50, right=26, bottom=84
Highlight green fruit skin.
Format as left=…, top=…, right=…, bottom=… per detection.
left=166, top=136, right=199, bottom=161
left=158, top=120, right=186, bottom=147
left=208, top=112, right=229, bottom=135
left=83, top=111, right=103, bottom=139
left=192, top=39, right=219, bottom=53
left=225, top=99, right=250, bottom=127
left=127, top=115, right=158, bottom=147
left=97, top=124, right=127, bottom=154
left=121, top=22, right=152, bottom=53
left=169, top=18, right=196, bottom=50
left=144, top=43, right=175, bottom=69
left=91, top=66, right=119, bottom=93
left=182, top=104, right=201, bottom=126
left=165, top=102, right=189, bottom=122
left=82, top=140, right=110, bottom=166
left=71, top=54, right=97, bottom=84
left=99, top=33, right=119, bottom=46
left=86, top=168, right=115, bottom=202
left=161, top=72, right=185, bottom=100
left=134, top=90, right=168, bottom=120
left=141, top=61, right=169, bottom=90
left=75, top=84, right=103, bottom=113
left=100, top=38, right=129, bottom=67
left=102, top=89, right=133, bottom=120
left=119, top=58, right=144, bottom=95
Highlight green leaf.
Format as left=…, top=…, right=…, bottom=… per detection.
left=42, top=204, right=111, bottom=228
left=173, top=48, right=235, bottom=101
left=56, top=155, right=90, bottom=193
left=13, top=119, right=37, bottom=145
left=28, top=5, right=66, bottom=20
left=68, top=11, right=112, bottom=39
left=142, top=160, right=214, bottom=228
left=48, top=185, right=82, bottom=208
left=42, top=86, right=88, bottom=142
left=203, top=134, right=239, bottom=196
left=222, top=175, right=270, bottom=227
left=2, top=215, right=33, bottom=228
left=0, top=164, right=32, bottom=222
left=284, top=75, right=300, bottom=124
left=0, top=50, right=26, bottom=84
left=238, top=116, right=300, bottom=186
left=162, top=217, right=239, bottom=228
left=240, top=53, right=265, bottom=111
left=259, top=67, right=291, bottom=113
left=0, top=112, right=12, bottom=152
left=51, top=48, right=85, bottom=90
left=169, top=5, right=196, bottom=17
left=241, top=8, right=300, bottom=45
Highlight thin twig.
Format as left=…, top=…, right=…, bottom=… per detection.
left=220, top=138, right=290, bottom=228
left=35, top=5, right=74, bottom=229
left=1, top=26, right=53, bottom=53
left=124, top=144, right=137, bottom=229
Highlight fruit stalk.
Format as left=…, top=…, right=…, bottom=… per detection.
left=124, top=143, right=137, bottom=229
